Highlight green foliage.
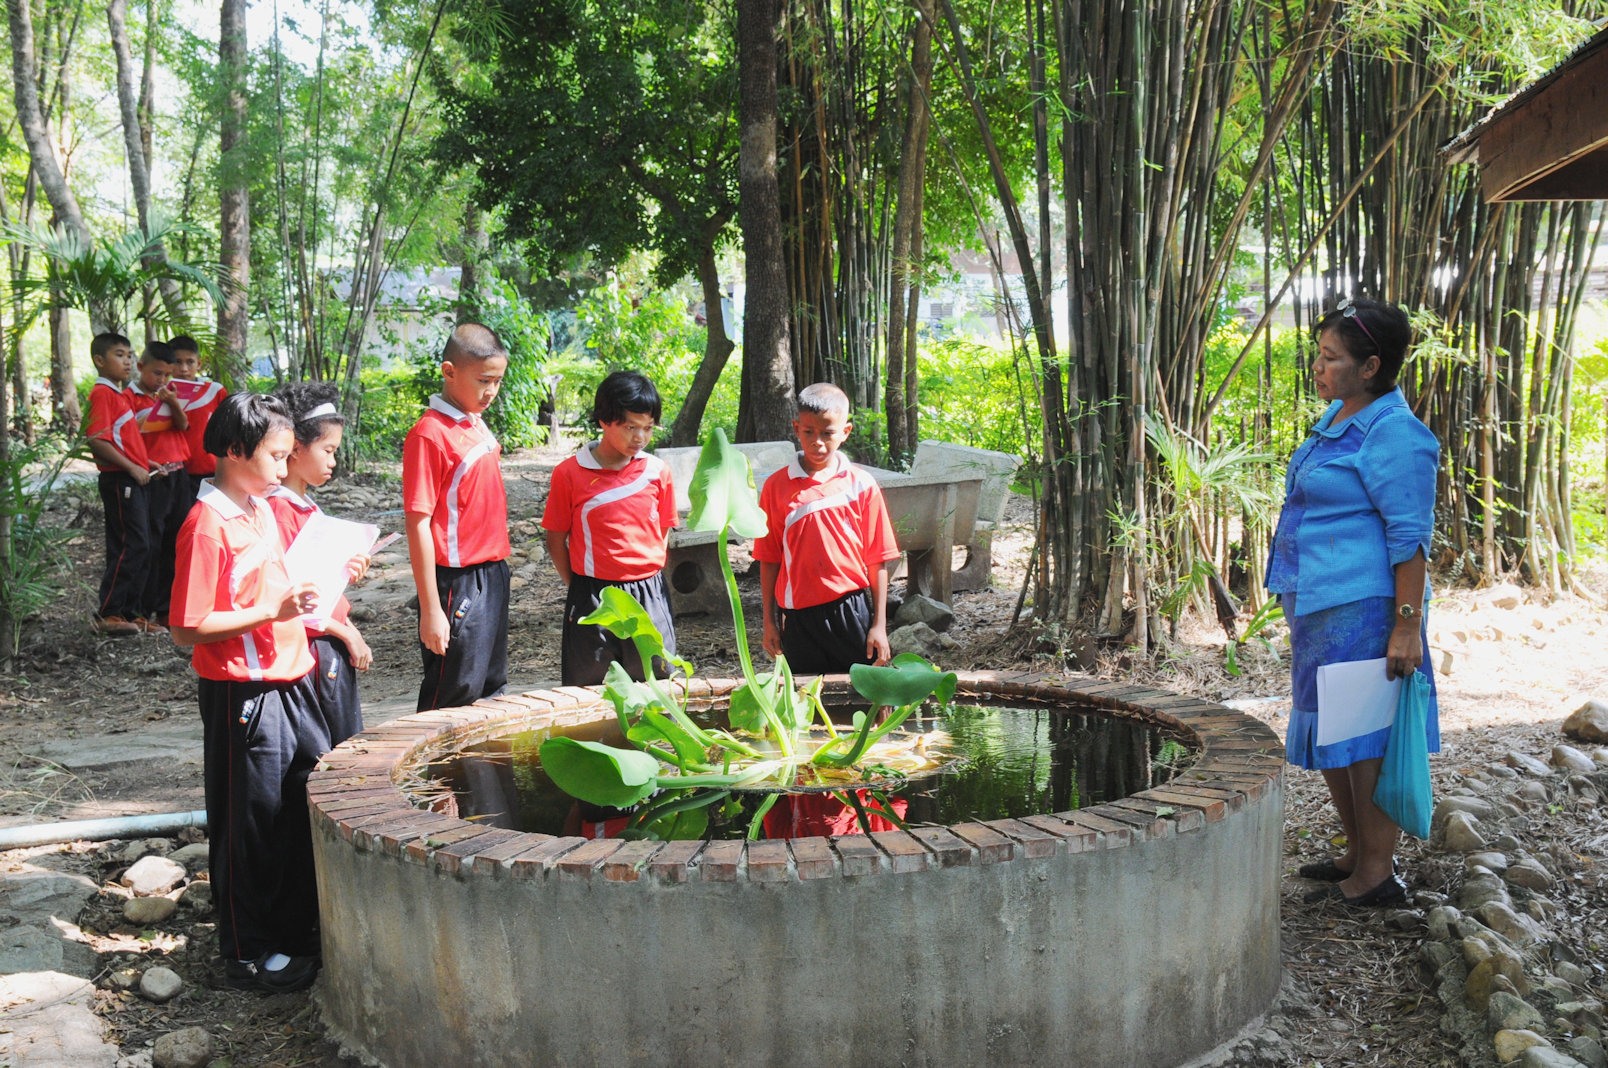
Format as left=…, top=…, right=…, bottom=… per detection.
left=552, top=283, right=739, bottom=441
left=0, top=436, right=84, bottom=664
left=915, top=335, right=1041, bottom=457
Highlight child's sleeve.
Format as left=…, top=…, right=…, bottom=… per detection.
left=401, top=425, right=444, bottom=517
left=658, top=466, right=679, bottom=532
left=752, top=475, right=783, bottom=563
left=85, top=389, right=115, bottom=443
left=860, top=483, right=902, bottom=566
left=540, top=462, right=572, bottom=533
left=171, top=520, right=224, bottom=628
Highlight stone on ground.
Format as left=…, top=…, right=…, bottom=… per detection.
left=167, top=843, right=209, bottom=871
left=122, top=895, right=178, bottom=925
left=152, top=1027, right=212, bottom=1068
left=1550, top=745, right=1596, bottom=775
left=1505, top=751, right=1553, bottom=777
left=1443, top=811, right=1490, bottom=852
left=138, top=966, right=183, bottom=1003
left=1520, top=1047, right=1590, bottom=1068
left=889, top=621, right=954, bottom=660
left=1495, top=1030, right=1552, bottom=1063
left=893, top=593, right=955, bottom=633
left=1562, top=699, right=1608, bottom=744
left=121, top=856, right=186, bottom=896
left=1488, top=991, right=1547, bottom=1033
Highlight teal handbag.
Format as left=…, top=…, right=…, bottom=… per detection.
left=1374, top=671, right=1432, bottom=840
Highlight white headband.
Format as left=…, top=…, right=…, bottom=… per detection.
left=303, top=403, right=339, bottom=420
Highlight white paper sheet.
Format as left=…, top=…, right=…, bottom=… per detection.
left=283, top=511, right=381, bottom=623
left=1315, top=657, right=1403, bottom=747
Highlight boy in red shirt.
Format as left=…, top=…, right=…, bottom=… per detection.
left=85, top=332, right=159, bottom=635
left=128, top=340, right=189, bottom=632
left=169, top=392, right=324, bottom=993
left=404, top=323, right=512, bottom=711
left=542, top=370, right=678, bottom=686
left=169, top=334, right=225, bottom=592
left=756, top=382, right=899, bottom=674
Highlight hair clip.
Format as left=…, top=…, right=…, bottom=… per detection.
left=1336, top=298, right=1379, bottom=350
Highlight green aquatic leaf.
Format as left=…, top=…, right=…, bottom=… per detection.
left=579, top=586, right=669, bottom=671
left=601, top=661, right=664, bottom=725
left=850, top=654, right=957, bottom=709
left=685, top=428, right=769, bottom=539
left=538, top=737, right=662, bottom=809
left=628, top=708, right=708, bottom=768
left=727, top=674, right=779, bottom=734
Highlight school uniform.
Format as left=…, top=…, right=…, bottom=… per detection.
left=755, top=451, right=900, bottom=674
left=269, top=487, right=365, bottom=747
left=86, top=377, right=153, bottom=622
left=403, top=394, right=511, bottom=711
left=171, top=482, right=323, bottom=964
left=172, top=380, right=225, bottom=562
left=541, top=443, right=678, bottom=686
left=129, top=384, right=192, bottom=620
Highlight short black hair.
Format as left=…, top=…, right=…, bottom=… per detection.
left=168, top=334, right=200, bottom=356
left=140, top=340, right=174, bottom=366
left=1314, top=298, right=1413, bottom=395
left=274, top=380, right=345, bottom=446
left=204, top=392, right=294, bottom=459
left=442, top=322, right=509, bottom=366
left=91, top=333, right=132, bottom=359
left=592, top=370, right=661, bottom=425
left=797, top=382, right=850, bottom=418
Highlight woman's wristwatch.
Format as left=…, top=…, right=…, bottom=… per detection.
left=1397, top=603, right=1419, bottom=621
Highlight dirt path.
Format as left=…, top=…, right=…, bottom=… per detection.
left=3, top=442, right=1606, bottom=1066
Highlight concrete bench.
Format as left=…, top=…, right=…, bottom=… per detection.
left=904, top=440, right=1021, bottom=594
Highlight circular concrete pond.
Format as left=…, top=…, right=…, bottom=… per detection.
left=308, top=671, right=1284, bottom=1068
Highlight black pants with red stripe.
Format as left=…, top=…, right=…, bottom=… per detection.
left=96, top=471, right=152, bottom=621
left=311, top=633, right=364, bottom=747
left=199, top=672, right=326, bottom=963
left=417, top=558, right=509, bottom=712
left=143, top=470, right=193, bottom=619
left=780, top=586, right=875, bottom=675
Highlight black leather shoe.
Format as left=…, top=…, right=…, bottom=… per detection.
left=224, top=952, right=320, bottom=993
left=1297, top=858, right=1351, bottom=881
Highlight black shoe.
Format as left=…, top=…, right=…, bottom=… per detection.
left=1297, top=858, right=1352, bottom=882
left=1304, top=873, right=1407, bottom=908
left=224, top=952, right=320, bottom=993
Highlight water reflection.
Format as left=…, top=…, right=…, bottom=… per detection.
left=426, top=705, right=1191, bottom=841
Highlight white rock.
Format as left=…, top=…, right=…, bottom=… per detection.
left=1479, top=901, right=1548, bottom=946
left=122, top=895, right=178, bottom=925
left=1479, top=584, right=1525, bottom=610
left=1495, top=1030, right=1552, bottom=1063
left=1562, top=700, right=1608, bottom=745
left=1436, top=795, right=1497, bottom=825
left=1521, top=1047, right=1592, bottom=1068
left=1468, top=851, right=1510, bottom=873
left=138, top=966, right=183, bottom=1003
left=1552, top=745, right=1597, bottom=775
left=122, top=856, right=186, bottom=896
left=152, top=1026, right=212, bottom=1068
left=1516, top=781, right=1551, bottom=804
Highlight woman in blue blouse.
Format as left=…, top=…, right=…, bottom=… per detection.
left=1266, top=297, right=1439, bottom=908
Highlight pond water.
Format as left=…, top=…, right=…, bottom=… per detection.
left=423, top=703, right=1194, bottom=841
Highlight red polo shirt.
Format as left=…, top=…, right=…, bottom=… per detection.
left=268, top=487, right=353, bottom=629
left=175, top=379, right=227, bottom=476
left=86, top=378, right=150, bottom=473
left=541, top=445, right=677, bottom=582
left=171, top=481, right=314, bottom=683
left=754, top=452, right=899, bottom=610
left=402, top=394, right=509, bottom=568
left=128, top=384, right=191, bottom=467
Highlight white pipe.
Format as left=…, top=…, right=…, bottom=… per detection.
left=0, top=810, right=207, bottom=851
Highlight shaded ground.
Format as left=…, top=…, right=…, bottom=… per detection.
left=2, top=440, right=1606, bottom=1065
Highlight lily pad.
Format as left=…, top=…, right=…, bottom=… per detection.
left=850, top=653, right=958, bottom=709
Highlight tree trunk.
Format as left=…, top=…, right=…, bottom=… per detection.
left=8, top=0, right=95, bottom=315
left=216, top=0, right=250, bottom=385
left=735, top=0, right=795, bottom=442
left=669, top=241, right=737, bottom=446
left=456, top=200, right=485, bottom=325
left=107, top=0, right=184, bottom=324
left=884, top=0, right=934, bottom=466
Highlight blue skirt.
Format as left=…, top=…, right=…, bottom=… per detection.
left=1283, top=592, right=1439, bottom=771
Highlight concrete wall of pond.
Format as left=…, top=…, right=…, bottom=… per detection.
left=309, top=674, right=1285, bottom=1068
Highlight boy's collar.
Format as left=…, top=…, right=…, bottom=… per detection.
left=95, top=376, right=126, bottom=391
left=577, top=442, right=652, bottom=472
left=429, top=393, right=476, bottom=424
left=197, top=479, right=266, bottom=520
left=787, top=450, right=848, bottom=482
